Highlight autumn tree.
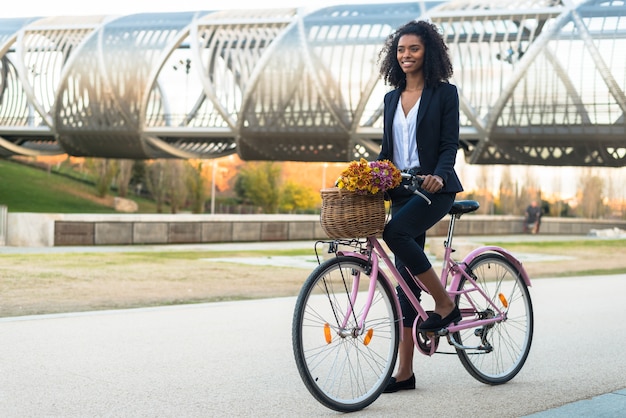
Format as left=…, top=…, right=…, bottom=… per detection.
left=186, top=161, right=206, bottom=213
left=577, top=171, right=606, bottom=218
left=515, top=167, right=541, bottom=216
left=475, top=166, right=492, bottom=214
left=145, top=161, right=168, bottom=213
left=280, top=180, right=318, bottom=213
left=497, top=166, right=517, bottom=215
left=234, top=162, right=282, bottom=213
left=165, top=160, right=188, bottom=214
left=115, top=159, right=134, bottom=197
left=85, top=158, right=116, bottom=198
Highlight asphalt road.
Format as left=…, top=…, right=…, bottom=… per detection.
left=0, top=272, right=625, bottom=417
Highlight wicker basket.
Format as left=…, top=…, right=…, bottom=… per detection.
left=320, top=187, right=386, bottom=239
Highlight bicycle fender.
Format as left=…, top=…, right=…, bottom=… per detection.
left=461, top=246, right=532, bottom=287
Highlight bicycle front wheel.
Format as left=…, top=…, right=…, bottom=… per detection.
left=453, top=253, right=534, bottom=385
left=292, top=256, right=400, bottom=412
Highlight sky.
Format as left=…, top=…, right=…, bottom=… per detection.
left=4, top=0, right=420, bottom=18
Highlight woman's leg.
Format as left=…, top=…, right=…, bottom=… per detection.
left=384, top=192, right=458, bottom=329
left=384, top=192, right=454, bottom=278
left=416, top=267, right=455, bottom=317
left=395, top=327, right=414, bottom=381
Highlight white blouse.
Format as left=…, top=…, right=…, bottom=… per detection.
left=392, top=97, right=421, bottom=171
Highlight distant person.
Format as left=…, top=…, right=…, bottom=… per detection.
left=524, top=200, right=542, bottom=234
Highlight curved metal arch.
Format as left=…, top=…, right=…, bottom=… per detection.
left=570, top=7, right=626, bottom=115
left=139, top=11, right=221, bottom=157
left=237, top=7, right=351, bottom=160
left=195, top=8, right=299, bottom=130
left=141, top=20, right=198, bottom=127
left=13, top=29, right=53, bottom=128
left=140, top=9, right=300, bottom=160
left=237, top=2, right=439, bottom=161
left=349, top=2, right=446, bottom=156
left=93, top=17, right=137, bottom=131
left=0, top=1, right=624, bottom=166
left=190, top=12, right=237, bottom=130
left=429, top=0, right=626, bottom=166
left=0, top=17, right=95, bottom=157
left=481, top=6, right=571, bottom=137
left=55, top=12, right=201, bottom=158
left=0, top=54, right=29, bottom=125
left=542, top=47, right=592, bottom=125
left=13, top=17, right=101, bottom=129
left=235, top=11, right=304, bottom=159
left=479, top=0, right=626, bottom=166
left=296, top=14, right=350, bottom=134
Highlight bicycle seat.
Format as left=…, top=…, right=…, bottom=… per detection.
left=449, top=200, right=480, bottom=215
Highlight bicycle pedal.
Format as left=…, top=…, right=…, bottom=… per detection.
left=422, top=330, right=442, bottom=339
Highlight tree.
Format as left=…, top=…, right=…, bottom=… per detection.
left=497, top=166, right=516, bottom=215
left=578, top=171, right=606, bottom=218
left=475, top=166, right=492, bottom=214
left=165, top=160, right=188, bottom=214
left=234, top=162, right=282, bottom=213
left=145, top=161, right=167, bottom=213
left=131, top=160, right=147, bottom=194
left=85, top=158, right=116, bottom=198
left=515, top=167, right=541, bottom=216
left=115, top=159, right=134, bottom=198
left=280, top=180, right=318, bottom=213
left=186, top=161, right=206, bottom=214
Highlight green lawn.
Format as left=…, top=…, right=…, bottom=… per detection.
left=0, top=159, right=158, bottom=213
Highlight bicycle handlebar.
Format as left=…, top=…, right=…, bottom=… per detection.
left=400, top=172, right=432, bottom=205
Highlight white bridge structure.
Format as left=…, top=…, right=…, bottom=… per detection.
left=0, top=0, right=624, bottom=166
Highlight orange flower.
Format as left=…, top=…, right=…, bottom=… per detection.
left=336, top=158, right=401, bottom=195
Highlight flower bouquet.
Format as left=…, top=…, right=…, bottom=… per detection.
left=321, top=159, right=401, bottom=238
left=335, top=158, right=402, bottom=195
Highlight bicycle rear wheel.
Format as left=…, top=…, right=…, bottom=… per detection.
left=453, top=253, right=533, bottom=385
left=292, top=256, right=400, bottom=412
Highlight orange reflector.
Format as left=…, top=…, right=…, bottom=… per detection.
left=363, top=328, right=374, bottom=346
left=499, top=293, right=509, bottom=308
left=324, top=323, right=332, bottom=344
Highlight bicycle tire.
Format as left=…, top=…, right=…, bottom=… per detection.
left=292, top=255, right=400, bottom=412
left=453, top=253, right=534, bottom=385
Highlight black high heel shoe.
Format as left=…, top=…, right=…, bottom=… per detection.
left=418, top=306, right=461, bottom=332
left=383, top=374, right=415, bottom=393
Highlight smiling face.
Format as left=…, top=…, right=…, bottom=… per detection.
left=396, top=34, right=425, bottom=75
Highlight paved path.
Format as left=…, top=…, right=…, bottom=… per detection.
left=0, top=270, right=625, bottom=416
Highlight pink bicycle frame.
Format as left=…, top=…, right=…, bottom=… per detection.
left=335, top=237, right=429, bottom=334
left=445, top=245, right=532, bottom=334
left=336, top=238, right=532, bottom=339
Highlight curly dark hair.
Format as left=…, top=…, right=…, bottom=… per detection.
left=379, top=20, right=453, bottom=89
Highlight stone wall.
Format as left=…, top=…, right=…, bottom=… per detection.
left=6, top=213, right=328, bottom=247
left=4, top=212, right=626, bottom=247
left=0, top=205, right=7, bottom=246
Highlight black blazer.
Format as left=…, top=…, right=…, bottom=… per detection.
left=378, top=82, right=463, bottom=194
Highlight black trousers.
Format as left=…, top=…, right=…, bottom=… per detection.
left=383, top=186, right=455, bottom=327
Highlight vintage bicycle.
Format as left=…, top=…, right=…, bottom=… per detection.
left=292, top=173, right=534, bottom=412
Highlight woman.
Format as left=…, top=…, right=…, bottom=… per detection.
left=377, top=20, right=464, bottom=393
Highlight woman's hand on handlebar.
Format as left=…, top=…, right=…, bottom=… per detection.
left=420, top=174, right=444, bottom=193
left=399, top=172, right=433, bottom=205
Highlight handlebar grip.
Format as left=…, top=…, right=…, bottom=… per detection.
left=400, top=173, right=431, bottom=205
